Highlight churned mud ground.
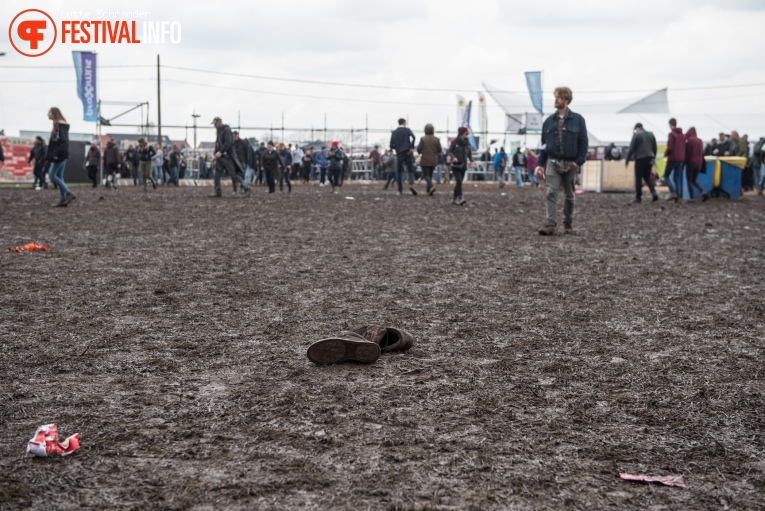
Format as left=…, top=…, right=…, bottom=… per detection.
left=1, top=181, right=764, bottom=510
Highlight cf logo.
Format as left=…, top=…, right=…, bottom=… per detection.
left=9, top=9, right=57, bottom=57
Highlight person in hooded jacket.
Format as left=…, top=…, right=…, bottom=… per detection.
left=314, top=146, right=329, bottom=185
left=382, top=149, right=398, bottom=190
left=625, top=122, right=658, bottom=203
left=663, top=118, right=686, bottom=201
left=103, top=138, right=121, bottom=189
left=492, top=147, right=507, bottom=189
left=511, top=147, right=526, bottom=187
left=46, top=107, right=75, bottom=207
left=685, top=127, right=708, bottom=201
left=29, top=136, right=48, bottom=190
left=85, top=142, right=100, bottom=188
left=525, top=148, right=538, bottom=187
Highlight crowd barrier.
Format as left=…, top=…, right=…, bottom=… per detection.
left=345, top=159, right=501, bottom=182
left=581, top=157, right=747, bottom=199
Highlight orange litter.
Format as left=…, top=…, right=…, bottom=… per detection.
left=5, top=243, right=51, bottom=252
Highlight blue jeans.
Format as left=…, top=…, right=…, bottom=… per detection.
left=320, top=166, right=328, bottom=184
left=132, top=163, right=141, bottom=185
left=384, top=170, right=401, bottom=190
left=664, top=161, right=683, bottom=196
left=755, top=163, right=764, bottom=191
left=244, top=166, right=254, bottom=186
left=527, top=167, right=538, bottom=186
left=170, top=165, right=179, bottom=185
left=48, top=160, right=71, bottom=201
left=397, top=153, right=414, bottom=189
left=152, top=165, right=161, bottom=183
left=435, top=164, right=443, bottom=184
left=513, top=166, right=524, bottom=187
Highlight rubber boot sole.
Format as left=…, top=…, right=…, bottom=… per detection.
left=307, top=337, right=380, bottom=365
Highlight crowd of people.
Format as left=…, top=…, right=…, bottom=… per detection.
left=624, top=119, right=765, bottom=202
left=23, top=103, right=765, bottom=233
left=88, top=138, right=186, bottom=190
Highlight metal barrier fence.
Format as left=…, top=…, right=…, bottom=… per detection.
left=347, top=159, right=504, bottom=182
left=180, top=158, right=514, bottom=183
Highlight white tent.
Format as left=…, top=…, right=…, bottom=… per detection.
left=483, top=82, right=763, bottom=146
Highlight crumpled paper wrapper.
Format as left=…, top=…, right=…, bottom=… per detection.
left=26, top=424, right=80, bottom=457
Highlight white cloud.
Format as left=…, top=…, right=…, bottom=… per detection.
left=0, top=0, right=763, bottom=143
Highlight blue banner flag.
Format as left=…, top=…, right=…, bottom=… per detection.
left=461, top=100, right=478, bottom=150
left=72, top=51, right=97, bottom=122
left=525, top=71, right=543, bottom=114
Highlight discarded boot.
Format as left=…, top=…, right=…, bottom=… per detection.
left=351, top=325, right=414, bottom=352
left=307, top=331, right=380, bottom=365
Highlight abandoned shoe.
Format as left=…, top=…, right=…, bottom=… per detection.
left=351, top=325, right=414, bottom=352
left=307, top=332, right=380, bottom=365
left=392, top=328, right=414, bottom=351
left=350, top=324, right=387, bottom=345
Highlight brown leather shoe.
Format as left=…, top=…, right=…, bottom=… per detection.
left=564, top=222, right=573, bottom=234
left=307, top=332, right=380, bottom=365
left=351, top=325, right=414, bottom=352
left=538, top=225, right=555, bottom=235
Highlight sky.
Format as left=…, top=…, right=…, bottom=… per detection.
left=1, top=0, right=764, bottom=146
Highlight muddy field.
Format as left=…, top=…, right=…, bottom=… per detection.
left=1, top=182, right=764, bottom=510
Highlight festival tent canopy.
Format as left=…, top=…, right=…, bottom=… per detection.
left=582, top=113, right=764, bottom=146
left=482, top=82, right=762, bottom=145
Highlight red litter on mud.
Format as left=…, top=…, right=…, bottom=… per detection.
left=5, top=243, right=51, bottom=253
left=619, top=472, right=686, bottom=488
left=26, top=424, right=80, bottom=457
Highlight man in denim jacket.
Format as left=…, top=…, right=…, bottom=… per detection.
left=534, top=87, right=588, bottom=235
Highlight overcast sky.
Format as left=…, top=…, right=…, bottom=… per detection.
left=1, top=0, right=764, bottom=145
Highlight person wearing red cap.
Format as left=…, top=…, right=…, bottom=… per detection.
left=447, top=127, right=474, bottom=205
